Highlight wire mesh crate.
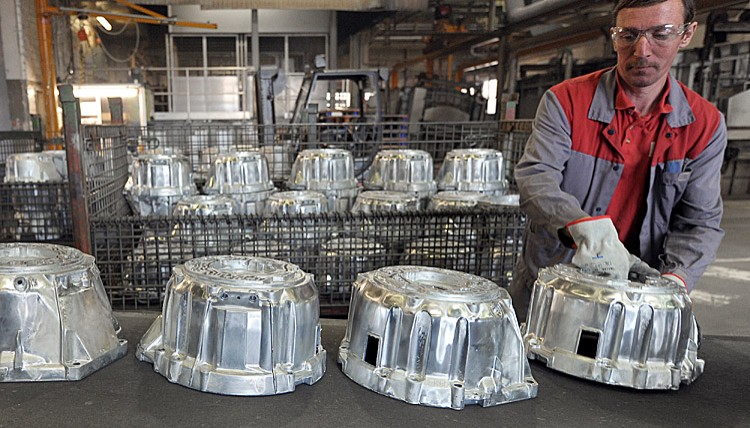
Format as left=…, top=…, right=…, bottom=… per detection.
left=90, top=209, right=524, bottom=315
left=0, top=131, right=42, bottom=181
left=0, top=182, right=72, bottom=243
left=82, top=120, right=530, bottom=315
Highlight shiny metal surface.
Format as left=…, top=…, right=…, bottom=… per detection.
left=261, top=191, right=330, bottom=249
left=363, top=150, right=437, bottom=204
left=338, top=265, right=537, bottom=409
left=351, top=191, right=420, bottom=214
left=426, top=192, right=486, bottom=245
left=3, top=152, right=63, bottom=183
left=204, top=151, right=276, bottom=214
left=351, top=191, right=420, bottom=248
left=137, top=256, right=326, bottom=395
left=172, top=195, right=239, bottom=216
left=41, top=150, right=68, bottom=180
left=0, top=243, right=127, bottom=382
left=401, top=237, right=475, bottom=272
left=437, top=149, right=507, bottom=195
left=287, top=149, right=359, bottom=212
left=171, top=195, right=238, bottom=255
left=263, top=190, right=329, bottom=216
left=317, top=237, right=386, bottom=294
left=478, top=193, right=520, bottom=208
left=524, top=264, right=704, bottom=390
left=205, top=151, right=275, bottom=194
left=427, top=191, right=486, bottom=210
left=124, top=153, right=197, bottom=216
left=288, top=149, right=358, bottom=190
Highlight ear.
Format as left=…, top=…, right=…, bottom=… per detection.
left=678, top=21, right=698, bottom=48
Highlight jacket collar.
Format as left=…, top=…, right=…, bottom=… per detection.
left=588, top=67, right=695, bottom=128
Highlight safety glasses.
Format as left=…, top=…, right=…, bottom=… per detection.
left=610, top=23, right=692, bottom=47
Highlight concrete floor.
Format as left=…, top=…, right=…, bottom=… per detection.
left=0, top=200, right=748, bottom=427
left=691, top=199, right=750, bottom=337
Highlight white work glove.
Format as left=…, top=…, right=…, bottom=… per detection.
left=628, top=255, right=661, bottom=282
left=566, top=216, right=631, bottom=279
left=662, top=272, right=687, bottom=289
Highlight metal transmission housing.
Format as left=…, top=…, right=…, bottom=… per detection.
left=137, top=256, right=326, bottom=395
left=0, top=243, right=127, bottom=382
left=3, top=152, right=63, bottom=183
left=363, top=149, right=437, bottom=208
left=287, top=148, right=360, bottom=213
left=204, top=151, right=276, bottom=215
left=339, top=266, right=538, bottom=409
left=124, top=153, right=197, bottom=216
left=437, top=148, right=508, bottom=195
left=524, top=264, right=704, bottom=390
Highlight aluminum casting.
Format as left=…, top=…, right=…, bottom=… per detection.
left=524, top=264, right=704, bottom=390
left=0, top=243, right=127, bottom=382
left=287, top=149, right=360, bottom=212
left=124, top=153, right=197, bottom=216
left=338, top=265, right=538, bottom=409
left=437, top=148, right=508, bottom=195
left=137, top=255, right=326, bottom=395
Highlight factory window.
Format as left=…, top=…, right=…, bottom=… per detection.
left=172, top=37, right=203, bottom=68
left=207, top=37, right=238, bottom=69
left=259, top=37, right=285, bottom=69
left=288, top=37, right=326, bottom=72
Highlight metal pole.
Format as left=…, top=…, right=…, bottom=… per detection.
left=35, top=0, right=60, bottom=140
left=58, top=84, right=91, bottom=254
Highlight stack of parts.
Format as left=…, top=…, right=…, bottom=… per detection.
left=137, top=255, right=326, bottom=395
left=427, top=191, right=487, bottom=246
left=437, top=148, right=508, bottom=196
left=317, top=237, right=387, bottom=296
left=288, top=149, right=360, bottom=213
left=261, top=191, right=330, bottom=251
left=524, top=264, right=704, bottom=390
left=3, top=152, right=67, bottom=240
left=0, top=243, right=127, bottom=381
left=171, top=195, right=239, bottom=255
left=204, top=151, right=276, bottom=215
left=338, top=265, right=538, bottom=409
left=363, top=149, right=437, bottom=208
left=124, top=153, right=197, bottom=216
left=351, top=191, right=420, bottom=256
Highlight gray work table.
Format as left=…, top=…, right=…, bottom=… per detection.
left=0, top=311, right=748, bottom=428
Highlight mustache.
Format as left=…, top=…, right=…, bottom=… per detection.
left=626, top=59, right=658, bottom=69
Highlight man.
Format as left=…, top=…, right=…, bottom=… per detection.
left=511, top=0, right=726, bottom=320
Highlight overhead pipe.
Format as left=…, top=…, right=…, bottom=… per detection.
left=504, top=0, right=592, bottom=25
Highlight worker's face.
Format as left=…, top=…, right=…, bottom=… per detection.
left=612, top=0, right=697, bottom=91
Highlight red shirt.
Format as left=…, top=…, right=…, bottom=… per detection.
left=606, top=75, right=673, bottom=254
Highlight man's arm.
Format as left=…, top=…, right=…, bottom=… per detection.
left=515, top=89, right=588, bottom=237
left=659, top=116, right=727, bottom=290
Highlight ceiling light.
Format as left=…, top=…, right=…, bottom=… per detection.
left=96, top=16, right=112, bottom=31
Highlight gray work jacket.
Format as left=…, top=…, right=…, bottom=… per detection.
left=514, top=67, right=726, bottom=292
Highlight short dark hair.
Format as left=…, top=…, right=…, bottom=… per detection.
left=612, top=0, right=695, bottom=25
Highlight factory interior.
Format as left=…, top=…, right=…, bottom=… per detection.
left=0, top=0, right=749, bottom=426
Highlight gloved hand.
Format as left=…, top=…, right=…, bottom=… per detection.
left=567, top=216, right=630, bottom=279
left=628, top=254, right=660, bottom=282
left=662, top=272, right=687, bottom=289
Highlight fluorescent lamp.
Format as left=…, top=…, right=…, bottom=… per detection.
left=96, top=16, right=112, bottom=31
